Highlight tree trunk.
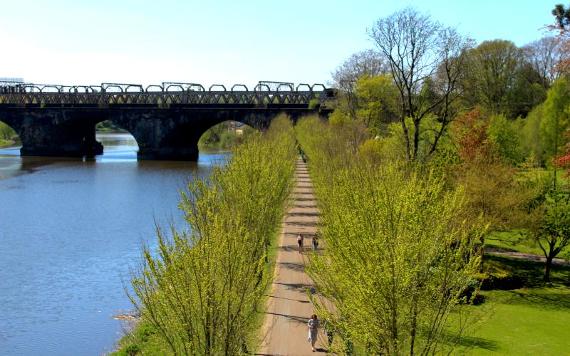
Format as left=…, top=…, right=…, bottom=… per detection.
left=544, top=255, right=553, bottom=282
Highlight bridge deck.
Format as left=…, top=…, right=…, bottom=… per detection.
left=0, top=90, right=333, bottom=108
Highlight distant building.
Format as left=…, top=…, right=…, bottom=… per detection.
left=0, top=78, right=25, bottom=93
left=0, top=77, right=24, bottom=86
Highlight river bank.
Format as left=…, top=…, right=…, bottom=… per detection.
left=111, top=116, right=296, bottom=355
left=0, top=134, right=228, bottom=355
left=0, top=138, right=19, bottom=148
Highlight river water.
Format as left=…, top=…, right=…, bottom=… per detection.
left=0, top=133, right=227, bottom=355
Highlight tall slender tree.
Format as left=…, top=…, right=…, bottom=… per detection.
left=369, top=8, right=471, bottom=161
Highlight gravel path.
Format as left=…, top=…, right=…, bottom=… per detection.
left=257, top=159, right=327, bottom=355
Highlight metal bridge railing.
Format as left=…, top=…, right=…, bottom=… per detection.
left=0, top=81, right=336, bottom=107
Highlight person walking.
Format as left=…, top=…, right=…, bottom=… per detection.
left=297, top=234, right=304, bottom=253
left=307, top=314, right=320, bottom=352
left=312, top=235, right=319, bottom=251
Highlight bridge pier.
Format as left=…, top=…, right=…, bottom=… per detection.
left=0, top=105, right=332, bottom=161
left=3, top=111, right=103, bottom=158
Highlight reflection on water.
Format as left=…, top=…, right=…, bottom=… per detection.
left=0, top=133, right=228, bottom=355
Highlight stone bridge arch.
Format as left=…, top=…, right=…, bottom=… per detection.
left=0, top=117, right=22, bottom=147
left=0, top=106, right=323, bottom=160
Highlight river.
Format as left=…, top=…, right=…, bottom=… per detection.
left=0, top=133, right=228, bottom=355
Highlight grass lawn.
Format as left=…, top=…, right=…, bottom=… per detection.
left=455, top=254, right=570, bottom=355
left=459, top=288, right=570, bottom=355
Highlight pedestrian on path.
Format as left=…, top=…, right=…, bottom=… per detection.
left=308, top=314, right=320, bottom=352
left=312, top=235, right=319, bottom=251
left=297, top=233, right=304, bottom=253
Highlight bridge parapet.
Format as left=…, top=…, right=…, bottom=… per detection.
left=0, top=81, right=336, bottom=108
left=0, top=81, right=337, bottom=160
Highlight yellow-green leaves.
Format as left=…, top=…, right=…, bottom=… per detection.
left=129, top=115, right=297, bottom=355
left=297, top=117, right=483, bottom=355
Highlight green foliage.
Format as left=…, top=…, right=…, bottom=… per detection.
left=462, top=40, right=546, bottom=118
left=524, top=189, right=570, bottom=281
left=0, top=121, right=18, bottom=147
left=521, top=104, right=546, bottom=166
left=540, top=77, right=570, bottom=162
left=198, top=121, right=256, bottom=151
left=95, top=120, right=127, bottom=133
left=296, top=117, right=484, bottom=354
left=353, top=74, right=399, bottom=135
left=126, top=116, right=297, bottom=355
left=487, top=114, right=525, bottom=165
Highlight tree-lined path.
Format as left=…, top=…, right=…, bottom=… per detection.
left=258, top=158, right=325, bottom=355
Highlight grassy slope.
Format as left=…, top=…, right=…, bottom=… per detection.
left=458, top=244, right=570, bottom=355
left=461, top=287, right=570, bottom=355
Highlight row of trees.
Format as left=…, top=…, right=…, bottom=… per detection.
left=296, top=117, right=484, bottom=354
left=331, top=7, right=570, bottom=167
left=324, top=6, right=570, bottom=283
left=127, top=116, right=297, bottom=355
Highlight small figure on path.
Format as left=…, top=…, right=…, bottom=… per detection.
left=312, top=235, right=319, bottom=251
left=297, top=233, right=304, bottom=253
left=308, top=314, right=320, bottom=352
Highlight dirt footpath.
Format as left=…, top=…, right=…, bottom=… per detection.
left=258, top=159, right=326, bottom=355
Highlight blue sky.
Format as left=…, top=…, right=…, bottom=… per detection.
left=0, top=0, right=558, bottom=87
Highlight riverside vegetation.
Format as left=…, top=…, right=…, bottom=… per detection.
left=293, top=6, right=570, bottom=354
left=115, top=5, right=570, bottom=355
left=0, top=121, right=18, bottom=147
left=297, top=117, right=485, bottom=354
left=114, top=116, right=297, bottom=355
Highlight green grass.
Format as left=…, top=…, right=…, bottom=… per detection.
left=486, top=230, right=545, bottom=256
left=456, top=287, right=570, bottom=355
left=0, top=138, right=19, bottom=148
left=111, top=321, right=170, bottom=356
left=453, top=253, right=570, bottom=355
left=517, top=168, right=570, bottom=189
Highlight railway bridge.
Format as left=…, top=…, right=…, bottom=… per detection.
left=0, top=81, right=335, bottom=160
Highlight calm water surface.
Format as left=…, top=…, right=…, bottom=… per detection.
left=0, top=133, right=228, bottom=355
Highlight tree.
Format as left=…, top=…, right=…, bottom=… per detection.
left=353, top=74, right=399, bottom=134
left=540, top=77, right=570, bottom=165
left=331, top=49, right=388, bottom=93
left=526, top=190, right=570, bottom=282
left=552, top=4, right=570, bottom=30
left=549, top=4, right=570, bottom=75
left=331, top=50, right=389, bottom=120
left=487, top=114, right=525, bottom=165
left=523, top=37, right=566, bottom=87
left=554, top=129, right=570, bottom=175
left=128, top=117, right=297, bottom=355
left=308, top=162, right=482, bottom=354
left=461, top=40, right=545, bottom=117
left=452, top=109, right=537, bottom=237
left=369, top=8, right=471, bottom=161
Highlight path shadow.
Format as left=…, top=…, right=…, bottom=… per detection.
left=283, top=221, right=319, bottom=228
left=485, top=254, right=570, bottom=288
left=287, top=211, right=320, bottom=217
left=263, top=311, right=309, bottom=324
left=506, top=290, right=570, bottom=310
left=279, top=261, right=305, bottom=273
left=290, top=197, right=316, bottom=202
left=278, top=245, right=299, bottom=252
left=292, top=204, right=318, bottom=209
left=450, top=335, right=500, bottom=351
left=274, top=281, right=313, bottom=293
left=284, top=232, right=317, bottom=238
left=266, top=294, right=310, bottom=303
